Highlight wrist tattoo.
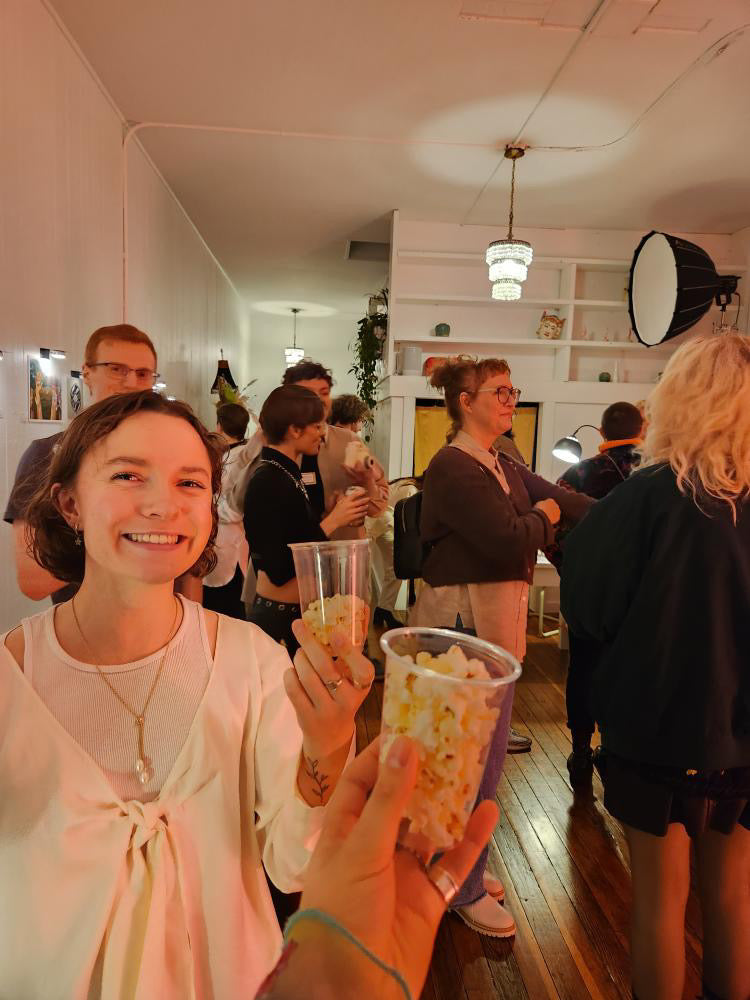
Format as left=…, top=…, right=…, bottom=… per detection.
left=304, top=755, right=330, bottom=804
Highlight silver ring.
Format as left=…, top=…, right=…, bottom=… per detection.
left=324, top=677, right=344, bottom=695
left=425, top=864, right=460, bottom=906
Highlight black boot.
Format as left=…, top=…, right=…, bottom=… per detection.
left=567, top=733, right=594, bottom=790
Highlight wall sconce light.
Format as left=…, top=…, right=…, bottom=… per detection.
left=211, top=349, right=238, bottom=395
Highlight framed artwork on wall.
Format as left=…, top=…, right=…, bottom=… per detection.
left=413, top=399, right=539, bottom=477
left=68, top=372, right=83, bottom=417
left=28, top=356, right=64, bottom=423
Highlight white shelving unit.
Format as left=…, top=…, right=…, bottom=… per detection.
left=388, top=253, right=747, bottom=384
left=372, top=212, right=749, bottom=481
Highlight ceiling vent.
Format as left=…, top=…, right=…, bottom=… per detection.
left=345, top=240, right=390, bottom=262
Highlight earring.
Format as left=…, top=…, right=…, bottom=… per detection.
left=73, top=523, right=82, bottom=546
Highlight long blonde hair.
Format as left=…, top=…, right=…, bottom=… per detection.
left=640, top=332, right=750, bottom=519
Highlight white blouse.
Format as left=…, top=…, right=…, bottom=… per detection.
left=0, top=609, right=325, bottom=999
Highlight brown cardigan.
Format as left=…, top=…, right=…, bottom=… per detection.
left=421, top=447, right=593, bottom=586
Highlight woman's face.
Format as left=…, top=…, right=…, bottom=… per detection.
left=59, top=412, right=214, bottom=586
left=295, top=420, right=327, bottom=456
left=464, top=371, right=517, bottom=437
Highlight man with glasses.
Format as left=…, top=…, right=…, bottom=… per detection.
left=4, top=324, right=159, bottom=603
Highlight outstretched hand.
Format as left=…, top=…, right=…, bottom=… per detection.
left=297, top=735, right=499, bottom=999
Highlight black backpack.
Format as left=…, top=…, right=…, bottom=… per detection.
left=393, top=491, right=427, bottom=580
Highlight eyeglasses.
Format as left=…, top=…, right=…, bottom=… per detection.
left=85, top=362, right=159, bottom=384
left=476, top=386, right=522, bottom=405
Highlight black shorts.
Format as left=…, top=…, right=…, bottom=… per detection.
left=598, top=750, right=750, bottom=837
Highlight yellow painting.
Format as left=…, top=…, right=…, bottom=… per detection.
left=414, top=403, right=538, bottom=476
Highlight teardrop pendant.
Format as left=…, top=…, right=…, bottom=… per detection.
left=135, top=757, right=153, bottom=783
left=138, top=765, right=154, bottom=785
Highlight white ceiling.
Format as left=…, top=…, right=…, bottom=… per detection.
left=50, top=0, right=750, bottom=314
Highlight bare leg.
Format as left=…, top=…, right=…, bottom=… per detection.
left=695, top=823, right=750, bottom=1000
left=624, top=822, right=691, bottom=1000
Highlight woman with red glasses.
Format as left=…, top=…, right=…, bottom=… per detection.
left=410, top=356, right=592, bottom=938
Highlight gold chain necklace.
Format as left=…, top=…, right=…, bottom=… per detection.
left=70, top=596, right=181, bottom=786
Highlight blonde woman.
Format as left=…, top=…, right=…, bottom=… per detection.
left=562, top=333, right=750, bottom=1000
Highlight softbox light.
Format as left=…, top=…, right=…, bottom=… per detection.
left=628, top=231, right=740, bottom=347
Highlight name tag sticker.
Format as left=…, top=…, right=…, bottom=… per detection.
left=301, top=472, right=317, bottom=485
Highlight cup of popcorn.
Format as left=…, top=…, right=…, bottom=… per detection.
left=379, top=627, right=521, bottom=864
left=289, top=539, right=371, bottom=685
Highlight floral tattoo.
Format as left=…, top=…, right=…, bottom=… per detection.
left=304, top=755, right=330, bottom=804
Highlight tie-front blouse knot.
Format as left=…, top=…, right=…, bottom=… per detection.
left=121, top=800, right=169, bottom=849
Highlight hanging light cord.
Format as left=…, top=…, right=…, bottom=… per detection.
left=506, top=159, right=517, bottom=240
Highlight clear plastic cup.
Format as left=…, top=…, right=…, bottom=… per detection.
left=379, top=627, right=521, bottom=864
left=289, top=539, right=371, bottom=680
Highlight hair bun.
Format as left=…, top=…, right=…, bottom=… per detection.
left=428, top=355, right=476, bottom=390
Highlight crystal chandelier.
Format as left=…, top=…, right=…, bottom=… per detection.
left=285, top=307, right=305, bottom=367
left=486, top=146, right=533, bottom=301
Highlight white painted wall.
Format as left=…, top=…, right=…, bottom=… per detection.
left=0, top=0, right=249, bottom=633
left=248, top=312, right=359, bottom=416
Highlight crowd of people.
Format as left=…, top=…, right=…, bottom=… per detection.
left=1, top=321, right=748, bottom=1000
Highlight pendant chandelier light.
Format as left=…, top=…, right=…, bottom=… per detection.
left=486, top=146, right=533, bottom=302
left=284, top=307, right=305, bottom=368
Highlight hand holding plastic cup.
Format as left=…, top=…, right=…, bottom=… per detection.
left=379, top=627, right=521, bottom=864
left=289, top=539, right=371, bottom=686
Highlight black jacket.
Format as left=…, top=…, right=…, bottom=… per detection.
left=243, top=447, right=326, bottom=586
left=559, top=443, right=640, bottom=500
left=561, top=464, right=750, bottom=770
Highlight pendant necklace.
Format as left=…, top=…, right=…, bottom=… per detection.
left=70, top=596, right=181, bottom=785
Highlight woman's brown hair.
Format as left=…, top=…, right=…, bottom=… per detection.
left=24, top=391, right=224, bottom=583
left=260, top=385, right=325, bottom=444
left=430, top=357, right=511, bottom=442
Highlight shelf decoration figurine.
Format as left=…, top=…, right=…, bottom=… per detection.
left=536, top=310, right=565, bottom=340
left=434, top=322, right=451, bottom=338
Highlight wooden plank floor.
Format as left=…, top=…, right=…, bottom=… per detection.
left=362, top=626, right=704, bottom=1000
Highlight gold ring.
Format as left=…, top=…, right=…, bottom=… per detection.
left=324, top=677, right=344, bottom=694
left=425, top=864, right=460, bottom=906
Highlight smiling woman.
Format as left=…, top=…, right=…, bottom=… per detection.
left=0, top=389, right=373, bottom=998
left=25, top=391, right=223, bottom=585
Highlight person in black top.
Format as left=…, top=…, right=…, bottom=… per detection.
left=244, top=386, right=370, bottom=655
left=559, top=401, right=643, bottom=498
left=561, top=333, right=750, bottom=1000
left=555, top=401, right=643, bottom=787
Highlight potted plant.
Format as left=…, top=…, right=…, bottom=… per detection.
left=349, top=288, right=387, bottom=439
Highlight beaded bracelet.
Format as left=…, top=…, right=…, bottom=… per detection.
left=283, top=908, right=413, bottom=1000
